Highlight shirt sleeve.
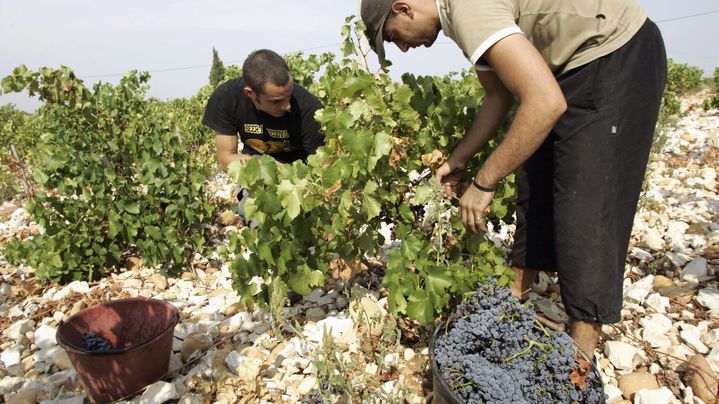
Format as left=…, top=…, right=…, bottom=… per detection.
left=201, top=84, right=238, bottom=136
left=449, top=0, right=522, bottom=68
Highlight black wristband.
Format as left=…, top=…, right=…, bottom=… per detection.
left=472, top=179, right=497, bottom=192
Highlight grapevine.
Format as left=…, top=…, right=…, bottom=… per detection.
left=1, top=67, right=214, bottom=282
left=220, top=17, right=518, bottom=323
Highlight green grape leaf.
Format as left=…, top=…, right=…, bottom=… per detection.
left=413, top=184, right=434, bottom=205
left=406, top=290, right=434, bottom=324
left=277, top=180, right=303, bottom=219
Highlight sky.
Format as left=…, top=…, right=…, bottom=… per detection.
left=1, top=0, right=718, bottom=112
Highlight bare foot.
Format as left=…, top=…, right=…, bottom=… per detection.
left=510, top=266, right=539, bottom=299
left=568, top=318, right=601, bottom=357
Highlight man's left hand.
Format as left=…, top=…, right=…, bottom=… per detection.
left=459, top=185, right=495, bottom=234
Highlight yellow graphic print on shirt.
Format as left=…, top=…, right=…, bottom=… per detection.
left=245, top=139, right=293, bottom=154
left=267, top=129, right=289, bottom=139
left=244, top=124, right=263, bottom=134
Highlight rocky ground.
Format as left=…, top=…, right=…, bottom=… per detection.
left=0, top=92, right=717, bottom=404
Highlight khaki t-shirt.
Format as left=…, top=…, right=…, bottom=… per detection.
left=437, top=0, right=647, bottom=74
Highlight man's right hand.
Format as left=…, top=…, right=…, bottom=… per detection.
left=436, top=162, right=465, bottom=199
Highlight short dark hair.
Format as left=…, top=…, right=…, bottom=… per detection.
left=242, top=49, right=291, bottom=95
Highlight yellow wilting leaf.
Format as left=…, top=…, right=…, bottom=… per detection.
left=329, top=258, right=368, bottom=281
left=420, top=149, right=445, bottom=170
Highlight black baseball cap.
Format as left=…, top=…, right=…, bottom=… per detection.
left=360, top=0, right=394, bottom=65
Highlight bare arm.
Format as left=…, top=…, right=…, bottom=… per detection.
left=435, top=70, right=514, bottom=197
left=457, top=33, right=567, bottom=234
left=473, top=33, right=567, bottom=187
left=215, top=133, right=253, bottom=172
left=446, top=70, right=515, bottom=171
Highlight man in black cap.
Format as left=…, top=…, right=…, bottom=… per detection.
left=360, top=0, right=667, bottom=355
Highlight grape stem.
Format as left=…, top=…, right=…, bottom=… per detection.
left=504, top=337, right=551, bottom=363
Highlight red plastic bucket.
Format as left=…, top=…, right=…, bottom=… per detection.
left=56, top=297, right=179, bottom=403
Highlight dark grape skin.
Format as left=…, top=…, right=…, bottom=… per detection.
left=82, top=332, right=112, bottom=351
left=434, top=277, right=606, bottom=403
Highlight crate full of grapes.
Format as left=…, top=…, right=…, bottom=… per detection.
left=429, top=277, right=607, bottom=403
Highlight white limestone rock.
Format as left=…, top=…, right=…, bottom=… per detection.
left=34, top=346, right=61, bottom=364
left=177, top=393, right=203, bottom=404
left=624, top=275, right=654, bottom=304
left=643, top=293, right=669, bottom=313
left=604, top=341, right=643, bottom=371
left=404, top=348, right=416, bottom=361
left=220, top=312, right=251, bottom=334
left=34, top=325, right=57, bottom=350
left=697, top=288, right=719, bottom=311
left=630, top=247, right=653, bottom=261
left=349, top=295, right=387, bottom=337
left=531, top=271, right=551, bottom=294
left=297, top=376, right=318, bottom=396
left=643, top=228, right=665, bottom=250
left=681, top=257, right=710, bottom=282
left=0, top=376, right=24, bottom=395
left=666, top=221, right=689, bottom=249
left=304, top=317, right=358, bottom=349
left=701, top=329, right=719, bottom=348
left=1, top=346, right=23, bottom=368
left=633, top=387, right=675, bottom=404
left=365, top=362, right=379, bottom=375
left=227, top=353, right=263, bottom=383
left=52, top=281, right=90, bottom=301
left=224, top=350, right=243, bottom=370
left=603, top=383, right=624, bottom=404
left=700, top=167, right=717, bottom=190
left=666, top=251, right=692, bottom=268
left=640, top=314, right=674, bottom=348
left=5, top=319, right=34, bottom=341
left=707, top=346, right=719, bottom=374
left=46, top=369, right=77, bottom=388
left=679, top=324, right=709, bottom=354
left=0, top=283, right=12, bottom=298
left=138, top=381, right=178, bottom=404
left=39, top=395, right=84, bottom=404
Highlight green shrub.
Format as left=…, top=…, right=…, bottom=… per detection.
left=160, top=85, right=216, bottom=171
left=0, top=104, right=33, bottom=157
left=0, top=104, right=35, bottom=201
left=662, top=59, right=703, bottom=116
left=0, top=170, right=20, bottom=201
left=703, top=67, right=719, bottom=110
left=1, top=66, right=213, bottom=282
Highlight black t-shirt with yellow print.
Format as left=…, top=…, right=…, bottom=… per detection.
left=202, top=78, right=325, bottom=164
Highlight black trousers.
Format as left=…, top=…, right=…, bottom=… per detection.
left=510, top=19, right=668, bottom=324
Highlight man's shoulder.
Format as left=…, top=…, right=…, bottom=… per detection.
left=292, top=82, right=316, bottom=98
left=208, top=77, right=251, bottom=112
left=445, top=0, right=515, bottom=13
left=214, top=77, right=246, bottom=96
left=291, top=83, right=322, bottom=108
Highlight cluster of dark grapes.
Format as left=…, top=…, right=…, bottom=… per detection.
left=409, top=203, right=426, bottom=223
left=298, top=390, right=324, bottom=404
left=299, top=379, right=332, bottom=403
left=82, top=332, right=113, bottom=351
left=434, top=277, right=606, bottom=403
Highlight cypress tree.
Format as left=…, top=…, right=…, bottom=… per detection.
left=209, top=47, right=225, bottom=87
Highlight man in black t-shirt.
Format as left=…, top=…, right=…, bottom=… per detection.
left=202, top=49, right=325, bottom=170
left=202, top=49, right=325, bottom=222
